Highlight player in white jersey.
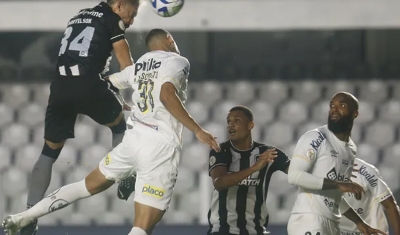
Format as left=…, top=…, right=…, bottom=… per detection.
left=2, top=28, right=221, bottom=235
left=340, top=158, right=400, bottom=235
left=287, top=92, right=386, bottom=235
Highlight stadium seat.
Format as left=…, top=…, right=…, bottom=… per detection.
left=64, top=166, right=91, bottom=185
left=9, top=192, right=29, bottom=214
left=179, top=190, right=201, bottom=219
left=81, top=144, right=109, bottom=170
left=186, top=101, right=209, bottom=125
left=350, top=123, right=363, bottom=143
left=226, top=81, right=256, bottom=104
left=211, top=100, right=237, bottom=123
left=174, top=168, right=196, bottom=194
left=181, top=143, right=209, bottom=171
left=378, top=100, right=400, bottom=124
left=32, top=124, right=45, bottom=145
left=364, top=121, right=396, bottom=148
left=52, top=145, right=79, bottom=174
left=248, top=101, right=275, bottom=126
left=1, top=123, right=30, bottom=149
left=265, top=193, right=280, bottom=224
left=44, top=171, right=63, bottom=196
left=77, top=194, right=108, bottom=216
left=311, top=100, right=330, bottom=123
left=356, top=143, right=379, bottom=166
left=356, top=101, right=375, bottom=125
left=393, top=82, right=400, bottom=101
left=358, top=80, right=388, bottom=104
left=97, top=126, right=113, bottom=149
left=0, top=145, right=12, bottom=172
left=0, top=104, right=14, bottom=127
left=324, top=80, right=356, bottom=98
left=162, top=210, right=194, bottom=225
left=1, top=84, right=30, bottom=108
left=195, top=81, right=224, bottom=106
left=202, top=121, right=227, bottom=143
left=110, top=195, right=135, bottom=219
left=377, top=165, right=400, bottom=192
left=278, top=100, right=308, bottom=125
left=17, top=103, right=45, bottom=127
left=67, top=123, right=96, bottom=149
left=290, top=80, right=322, bottom=105
left=296, top=122, right=324, bottom=140
left=258, top=81, right=288, bottom=106
left=94, top=212, right=125, bottom=225
left=14, top=144, right=42, bottom=172
left=252, top=124, right=263, bottom=142
left=182, top=127, right=195, bottom=146
left=1, top=167, right=28, bottom=196
left=32, top=83, right=51, bottom=104
left=263, top=122, right=293, bottom=147
left=269, top=171, right=292, bottom=195
left=60, top=213, right=92, bottom=226
left=381, top=144, right=400, bottom=169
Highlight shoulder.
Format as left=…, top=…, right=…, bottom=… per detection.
left=298, top=128, right=326, bottom=149
left=166, top=54, right=190, bottom=67
left=356, top=158, right=379, bottom=174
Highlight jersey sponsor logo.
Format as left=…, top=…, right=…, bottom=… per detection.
left=134, top=58, right=162, bottom=75
left=323, top=198, right=339, bottom=209
left=359, top=165, right=378, bottom=187
left=142, top=184, right=165, bottom=198
left=210, top=156, right=216, bottom=166
left=309, top=132, right=325, bottom=151
left=326, top=167, right=349, bottom=182
left=331, top=150, right=338, bottom=158
left=238, top=176, right=261, bottom=186
left=356, top=208, right=364, bottom=215
left=78, top=10, right=104, bottom=18
left=342, top=159, right=349, bottom=166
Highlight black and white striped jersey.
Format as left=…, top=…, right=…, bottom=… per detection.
left=207, top=141, right=290, bottom=235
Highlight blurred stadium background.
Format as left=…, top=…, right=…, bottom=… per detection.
left=1, top=0, right=400, bottom=234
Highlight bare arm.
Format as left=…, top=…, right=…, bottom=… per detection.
left=210, top=166, right=257, bottom=192
left=113, top=39, right=133, bottom=71
left=160, top=82, right=200, bottom=133
left=381, top=196, right=400, bottom=235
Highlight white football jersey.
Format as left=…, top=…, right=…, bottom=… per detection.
left=109, top=50, right=190, bottom=148
left=340, top=158, right=392, bottom=234
left=290, top=125, right=357, bottom=222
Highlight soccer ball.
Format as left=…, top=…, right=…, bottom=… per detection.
left=151, top=0, right=184, bottom=17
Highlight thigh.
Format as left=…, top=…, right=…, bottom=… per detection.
left=44, top=83, right=77, bottom=143
left=134, top=139, right=180, bottom=212
left=78, top=79, right=123, bottom=125
left=98, top=130, right=139, bottom=182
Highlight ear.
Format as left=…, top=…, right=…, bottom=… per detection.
left=353, top=110, right=359, bottom=119
left=116, top=1, right=123, bottom=10
left=248, top=121, right=254, bottom=130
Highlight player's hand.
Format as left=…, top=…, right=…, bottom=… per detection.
left=337, top=182, right=365, bottom=200
left=251, top=148, right=278, bottom=171
left=194, top=128, right=221, bottom=152
left=356, top=223, right=387, bottom=235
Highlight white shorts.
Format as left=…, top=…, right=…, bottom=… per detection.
left=339, top=229, right=361, bottom=235
left=287, top=214, right=340, bottom=235
left=99, top=122, right=180, bottom=211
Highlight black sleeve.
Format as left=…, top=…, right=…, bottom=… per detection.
left=271, top=148, right=290, bottom=173
left=208, top=149, right=229, bottom=176
left=106, top=14, right=126, bottom=43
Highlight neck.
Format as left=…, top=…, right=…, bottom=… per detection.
left=332, top=131, right=351, bottom=142
left=231, top=136, right=253, bottom=151
left=150, top=45, right=170, bottom=53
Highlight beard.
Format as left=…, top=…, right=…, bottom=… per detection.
left=327, top=114, right=353, bottom=133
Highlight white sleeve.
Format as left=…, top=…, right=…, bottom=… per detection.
left=108, top=65, right=134, bottom=89
left=360, top=163, right=393, bottom=202
left=161, top=56, right=190, bottom=90
left=287, top=130, right=325, bottom=190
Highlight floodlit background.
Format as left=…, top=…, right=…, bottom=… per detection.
left=0, top=0, right=399, bottom=234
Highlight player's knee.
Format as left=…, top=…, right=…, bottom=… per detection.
left=109, top=116, right=126, bottom=134
left=42, top=141, right=64, bottom=160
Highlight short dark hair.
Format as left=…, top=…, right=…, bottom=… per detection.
left=229, top=106, right=254, bottom=121
left=107, top=0, right=139, bottom=7
left=145, top=28, right=169, bottom=47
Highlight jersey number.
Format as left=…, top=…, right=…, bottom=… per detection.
left=137, top=80, right=155, bottom=113
left=59, top=26, right=95, bottom=57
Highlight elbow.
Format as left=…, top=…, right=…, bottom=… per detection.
left=213, top=178, right=226, bottom=192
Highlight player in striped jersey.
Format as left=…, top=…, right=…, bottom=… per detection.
left=207, top=106, right=290, bottom=235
